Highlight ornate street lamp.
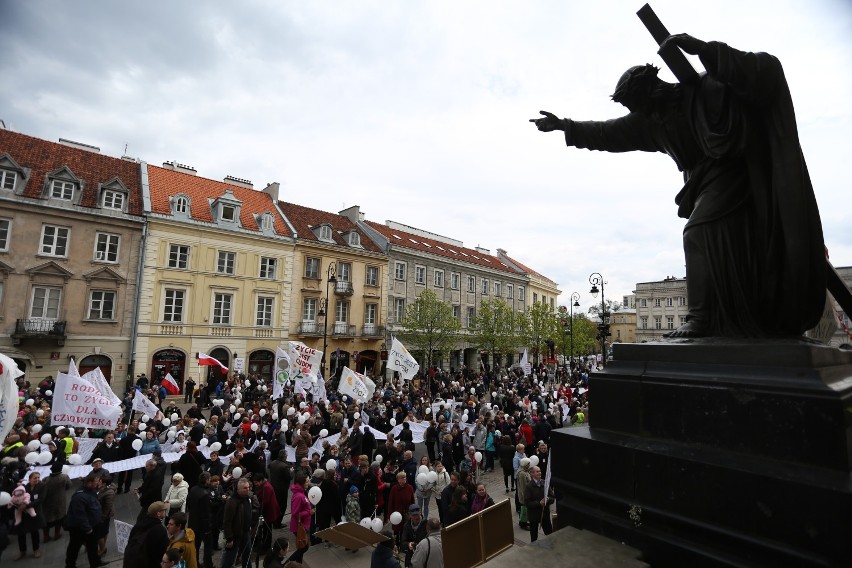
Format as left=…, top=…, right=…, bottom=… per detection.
left=320, top=263, right=337, bottom=376
left=589, top=273, right=610, bottom=368
left=569, top=292, right=580, bottom=372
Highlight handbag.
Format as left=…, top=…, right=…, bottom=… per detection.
left=296, top=520, right=309, bottom=549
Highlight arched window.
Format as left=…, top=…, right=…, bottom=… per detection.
left=174, top=195, right=190, bottom=214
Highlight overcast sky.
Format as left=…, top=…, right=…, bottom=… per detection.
left=2, top=0, right=850, bottom=314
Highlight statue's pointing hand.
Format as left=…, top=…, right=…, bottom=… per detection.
left=530, top=111, right=566, bottom=132
left=658, top=33, right=707, bottom=56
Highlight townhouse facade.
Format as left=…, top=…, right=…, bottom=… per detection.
left=134, top=165, right=295, bottom=391
left=0, top=129, right=145, bottom=393
left=634, top=276, right=689, bottom=342
left=279, top=202, right=388, bottom=379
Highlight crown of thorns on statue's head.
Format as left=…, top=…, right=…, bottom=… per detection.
left=611, top=64, right=660, bottom=104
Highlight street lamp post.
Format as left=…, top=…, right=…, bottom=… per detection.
left=320, top=263, right=337, bottom=376
left=589, top=273, right=610, bottom=368
left=569, top=292, right=580, bottom=373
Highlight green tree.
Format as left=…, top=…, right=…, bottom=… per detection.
left=587, top=299, right=623, bottom=321
left=397, top=289, right=461, bottom=379
left=520, top=301, right=559, bottom=364
left=469, top=298, right=518, bottom=366
left=569, top=314, right=598, bottom=357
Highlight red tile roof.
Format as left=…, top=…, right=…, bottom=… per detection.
left=365, top=221, right=521, bottom=274
left=500, top=253, right=557, bottom=285
left=147, top=165, right=291, bottom=236
left=0, top=129, right=144, bottom=216
left=279, top=202, right=383, bottom=253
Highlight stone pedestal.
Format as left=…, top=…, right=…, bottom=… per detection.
left=550, top=341, right=852, bottom=567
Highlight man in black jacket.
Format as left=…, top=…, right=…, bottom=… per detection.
left=117, top=426, right=140, bottom=493
left=268, top=450, right=290, bottom=524
left=221, top=479, right=254, bottom=568
left=123, top=501, right=169, bottom=568
left=187, top=473, right=214, bottom=568
left=134, top=459, right=164, bottom=522
left=64, top=474, right=103, bottom=568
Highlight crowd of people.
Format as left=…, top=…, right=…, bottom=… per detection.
left=0, top=358, right=594, bottom=568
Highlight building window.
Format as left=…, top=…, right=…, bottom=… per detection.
left=467, top=275, right=475, bottom=293
left=451, top=273, right=460, bottom=290
left=415, top=266, right=426, bottom=285
left=163, top=289, right=185, bottom=322
left=217, top=251, right=236, bottom=275
left=666, top=297, right=673, bottom=307
left=654, top=298, right=661, bottom=307
left=395, top=262, right=406, bottom=281
left=394, top=298, right=405, bottom=322
left=88, top=290, right=115, bottom=320
left=94, top=233, right=120, bottom=262
left=51, top=180, right=75, bottom=200
left=102, top=190, right=124, bottom=210
left=551, top=297, right=555, bottom=308
left=0, top=218, right=10, bottom=251
left=452, top=305, right=460, bottom=322
left=167, top=244, right=190, bottom=269
left=679, top=297, right=686, bottom=306
left=365, top=303, right=377, bottom=325
left=260, top=257, right=277, bottom=279
left=434, top=269, right=444, bottom=288
left=221, top=204, right=236, bottom=222
left=467, top=306, right=475, bottom=327
left=337, top=262, right=351, bottom=282
left=348, top=232, right=360, bottom=247
left=30, top=286, right=61, bottom=319
left=256, top=297, right=274, bottom=327
left=518, top=286, right=525, bottom=301
left=654, top=316, right=662, bottom=329
left=507, top=284, right=513, bottom=299
left=640, top=298, right=647, bottom=307
left=667, top=316, right=674, bottom=329
left=335, top=300, right=349, bottom=323
left=533, top=292, right=538, bottom=304
left=366, top=266, right=379, bottom=287
left=641, top=316, right=648, bottom=329
left=174, top=195, right=189, bottom=214
left=494, top=282, right=501, bottom=296
left=481, top=279, right=488, bottom=295
left=319, top=225, right=332, bottom=241
left=0, top=170, right=16, bottom=190
left=213, top=293, right=233, bottom=325
left=302, top=298, right=317, bottom=321
left=40, top=225, right=69, bottom=257
left=261, top=213, right=274, bottom=231
left=304, top=257, right=319, bottom=279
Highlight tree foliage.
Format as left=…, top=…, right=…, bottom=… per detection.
left=397, top=289, right=461, bottom=372
left=587, top=299, right=623, bottom=320
left=556, top=313, right=598, bottom=358
left=519, top=301, right=559, bottom=364
left=469, top=298, right=519, bottom=362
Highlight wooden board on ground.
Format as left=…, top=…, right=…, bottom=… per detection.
left=442, top=499, right=514, bottom=568
left=314, top=522, right=390, bottom=550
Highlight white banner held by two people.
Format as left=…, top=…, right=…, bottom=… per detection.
left=52, top=371, right=122, bottom=430
left=388, top=337, right=420, bottom=380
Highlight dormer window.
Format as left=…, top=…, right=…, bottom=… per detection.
left=348, top=232, right=361, bottom=247
left=0, top=169, right=16, bottom=190
left=221, top=204, right=236, bottom=222
left=319, top=225, right=332, bottom=241
left=211, top=190, right=242, bottom=226
left=261, top=213, right=274, bottom=231
left=102, top=190, right=124, bottom=210
left=51, top=179, right=75, bottom=200
left=173, top=194, right=190, bottom=215
left=0, top=155, right=25, bottom=193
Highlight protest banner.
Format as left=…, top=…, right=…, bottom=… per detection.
left=0, top=353, right=24, bottom=443
left=294, top=373, right=328, bottom=402
left=52, top=371, right=122, bottom=429
left=273, top=342, right=323, bottom=399
left=81, top=367, right=121, bottom=405
left=114, top=520, right=133, bottom=553
left=338, top=366, right=375, bottom=403
left=388, top=337, right=420, bottom=380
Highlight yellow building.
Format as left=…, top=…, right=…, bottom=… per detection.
left=280, top=203, right=388, bottom=379
left=135, top=164, right=295, bottom=392
left=610, top=310, right=637, bottom=344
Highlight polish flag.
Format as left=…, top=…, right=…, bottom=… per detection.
left=197, top=352, right=228, bottom=372
left=162, top=373, right=180, bottom=395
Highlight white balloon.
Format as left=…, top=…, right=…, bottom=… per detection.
left=233, top=413, right=241, bottom=421
left=68, top=454, right=82, bottom=465
left=287, top=407, right=296, bottom=416
left=141, top=415, right=149, bottom=423
left=251, top=423, right=259, bottom=432
left=359, top=517, right=372, bottom=529
left=416, top=473, right=427, bottom=485
left=353, top=412, right=360, bottom=420
left=27, top=440, right=40, bottom=451
left=210, top=442, right=222, bottom=452
left=259, top=409, right=267, bottom=417
left=40, top=434, right=52, bottom=444
left=24, top=452, right=38, bottom=464
left=530, top=455, right=540, bottom=467
left=231, top=467, right=243, bottom=478
left=319, top=429, right=328, bottom=438
left=45, top=390, right=52, bottom=397
left=370, top=517, right=384, bottom=532
left=474, top=451, right=483, bottom=463
left=520, top=457, right=530, bottom=467
left=26, top=398, right=34, bottom=406
left=426, top=471, right=438, bottom=483
left=138, top=423, right=147, bottom=431
left=37, top=452, right=52, bottom=465
left=375, top=454, right=383, bottom=464
left=308, top=486, right=322, bottom=505
left=418, top=465, right=429, bottom=475
left=425, top=408, right=431, bottom=414
left=230, top=405, right=237, bottom=413
left=470, top=387, right=475, bottom=394
left=35, top=410, right=44, bottom=418
left=299, top=402, right=306, bottom=409
left=171, top=413, right=179, bottom=421
left=461, top=415, right=468, bottom=423
left=167, top=431, right=176, bottom=440
left=161, top=418, right=171, bottom=427
left=389, top=418, right=396, bottom=427
left=463, top=409, right=469, bottom=414
left=199, top=419, right=206, bottom=425
left=390, top=511, right=403, bottom=525
left=200, top=439, right=209, bottom=447
left=235, top=399, right=242, bottom=406
left=226, top=439, right=232, bottom=445
left=272, top=413, right=279, bottom=421
left=245, top=380, right=251, bottom=386
left=492, top=392, right=497, bottom=398
left=132, top=439, right=143, bottom=451
left=326, top=459, right=337, bottom=471
left=281, top=421, right=288, bottom=432
left=0, top=492, right=10, bottom=506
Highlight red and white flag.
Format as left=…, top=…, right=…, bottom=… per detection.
left=197, top=352, right=228, bottom=372
left=162, top=373, right=180, bottom=395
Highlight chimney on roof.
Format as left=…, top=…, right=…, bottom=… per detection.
left=224, top=175, right=253, bottom=189
left=475, top=246, right=490, bottom=255
left=339, top=205, right=364, bottom=223
left=262, top=182, right=280, bottom=202
left=121, top=155, right=138, bottom=163
left=58, top=138, right=100, bottom=153
left=162, top=161, right=197, bottom=175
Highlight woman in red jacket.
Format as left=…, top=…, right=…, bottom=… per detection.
left=288, top=474, right=312, bottom=563
left=385, top=471, right=414, bottom=543
left=518, top=420, right=533, bottom=454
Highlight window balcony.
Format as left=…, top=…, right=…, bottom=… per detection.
left=334, top=280, right=354, bottom=296
left=361, top=324, right=385, bottom=338
left=13, top=319, right=67, bottom=346
left=332, top=323, right=356, bottom=336
left=297, top=321, right=321, bottom=335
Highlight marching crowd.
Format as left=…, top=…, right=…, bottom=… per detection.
left=0, top=359, right=593, bottom=568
